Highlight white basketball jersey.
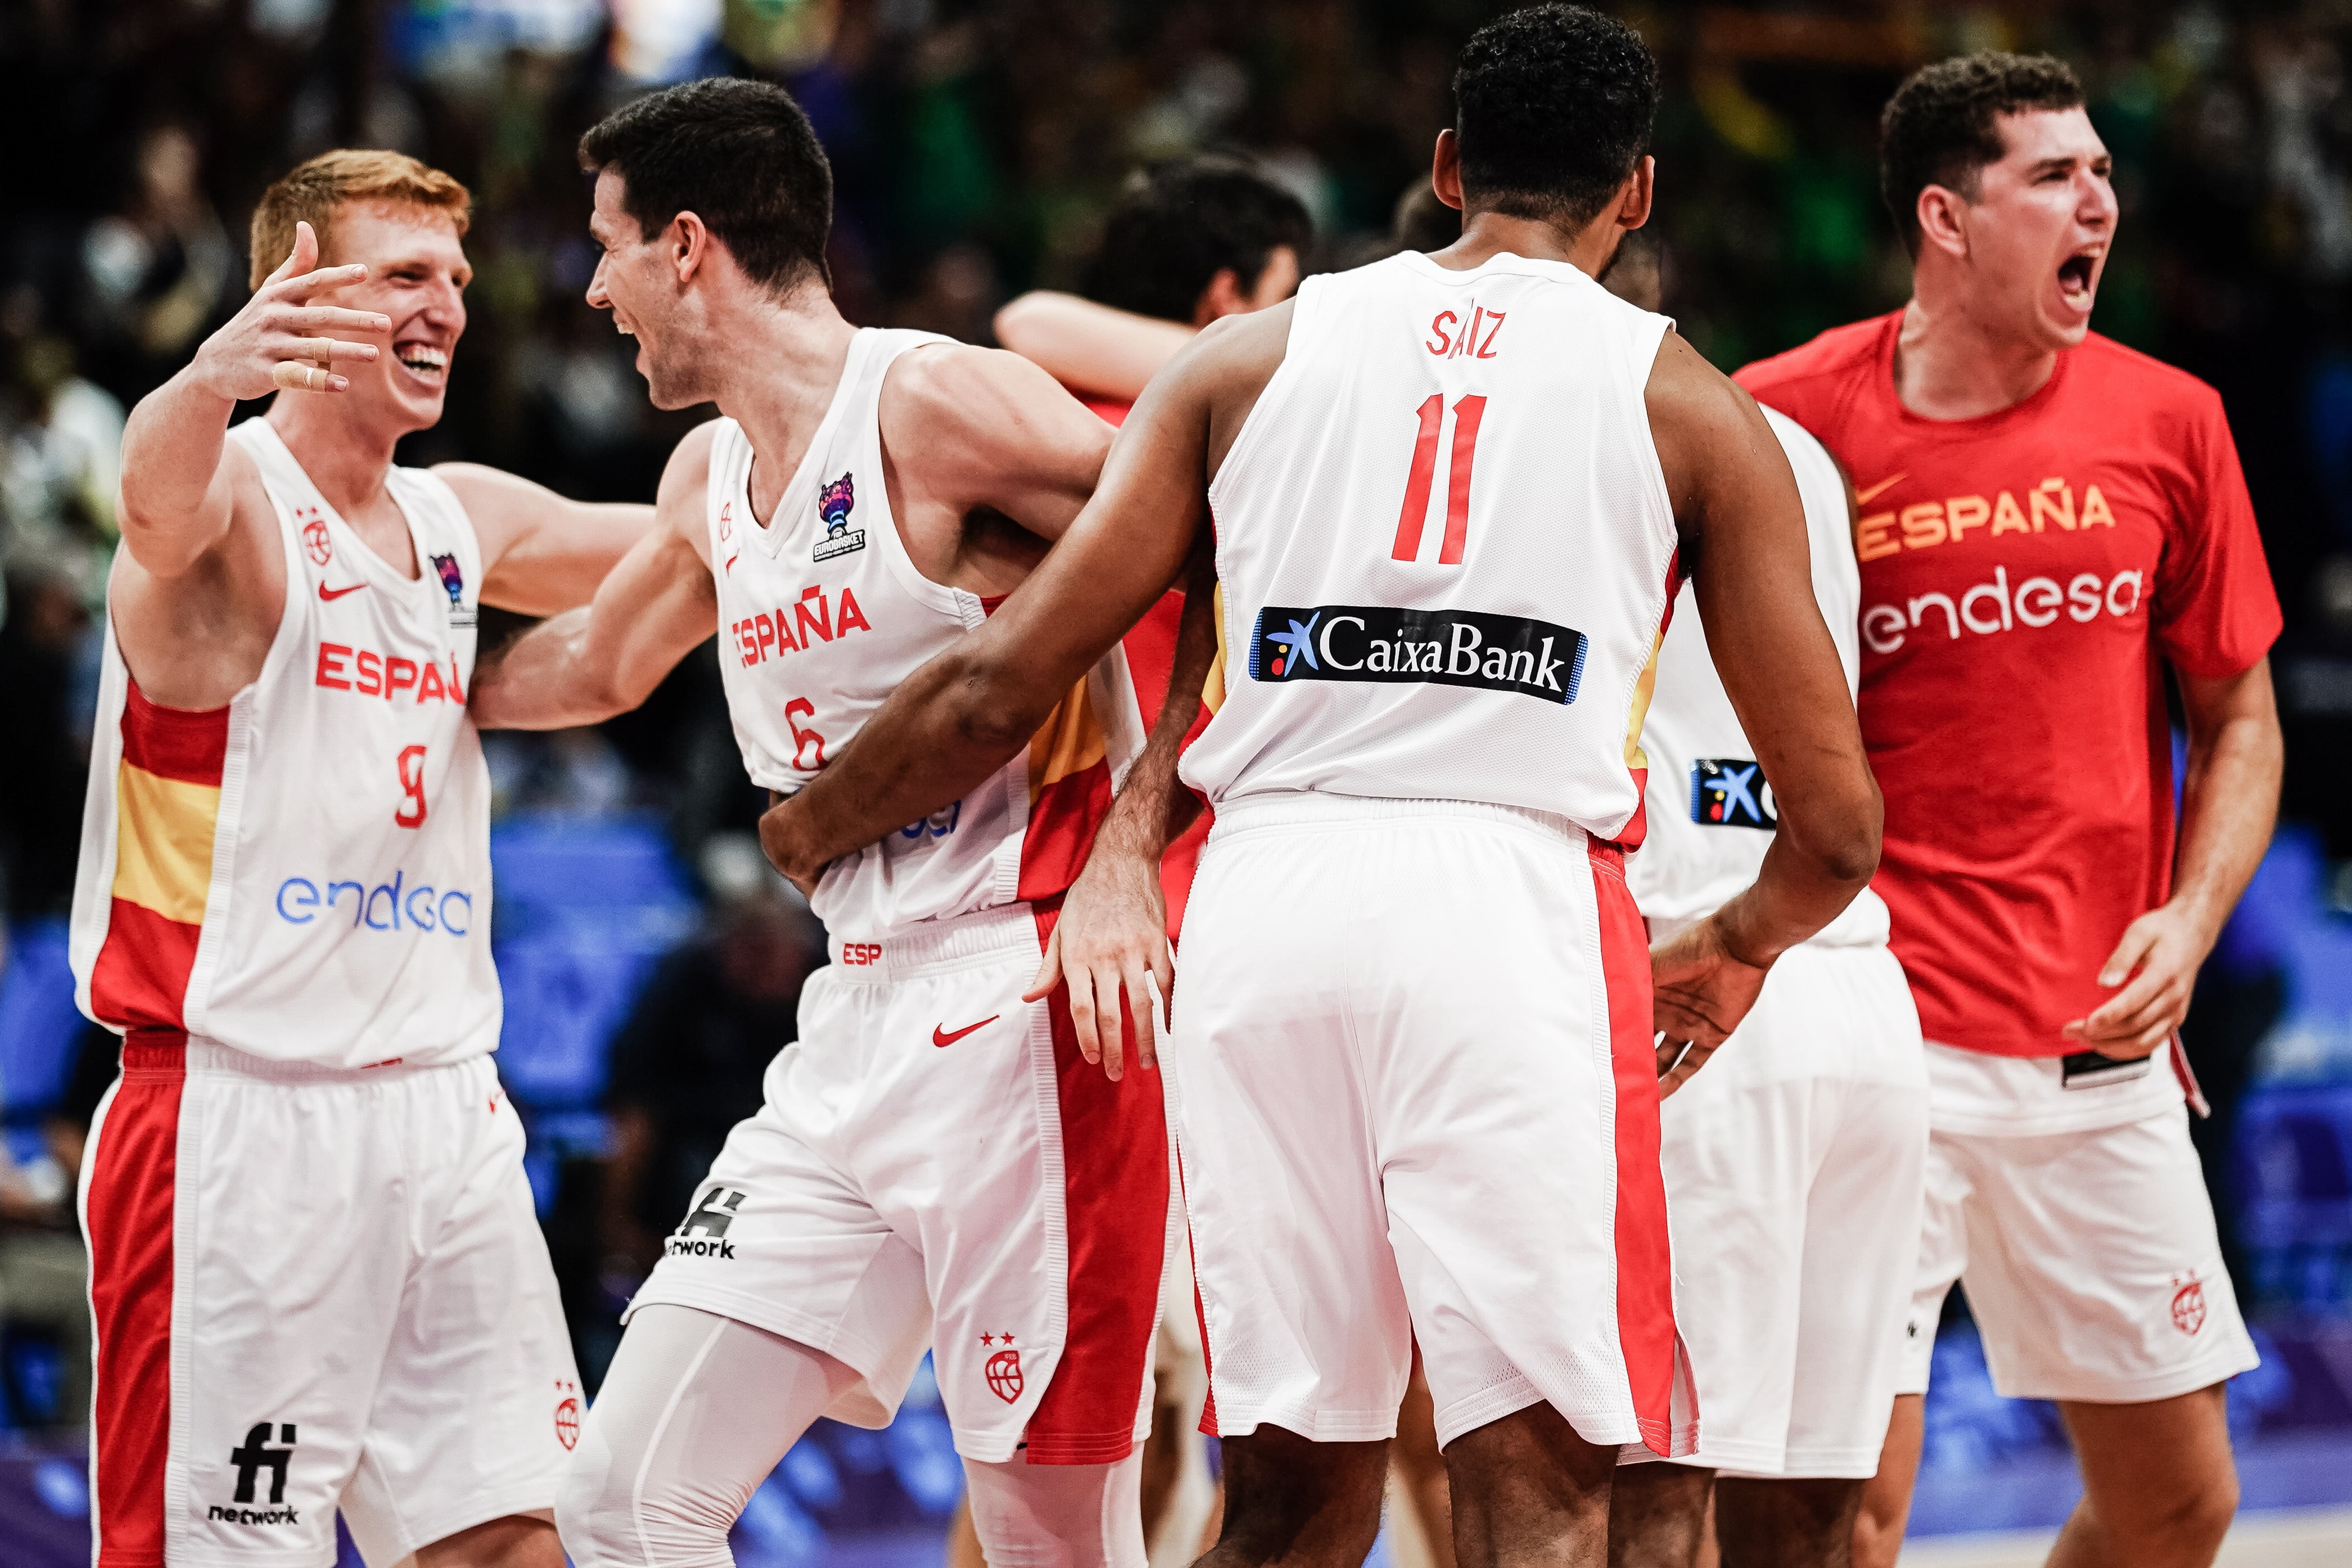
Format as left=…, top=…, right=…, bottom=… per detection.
left=69, top=419, right=500, bottom=1067
left=1180, top=250, right=1680, bottom=842
left=1628, top=408, right=1889, bottom=945
left=707, top=328, right=1145, bottom=936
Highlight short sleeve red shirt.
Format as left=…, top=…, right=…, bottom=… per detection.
left=1736, top=313, right=2281, bottom=1056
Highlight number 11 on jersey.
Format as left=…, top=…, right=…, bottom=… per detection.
left=1391, top=394, right=1487, bottom=566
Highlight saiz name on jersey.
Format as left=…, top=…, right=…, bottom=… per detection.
left=1248, top=603, right=1587, bottom=703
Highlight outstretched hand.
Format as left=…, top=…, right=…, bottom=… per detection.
left=193, top=222, right=389, bottom=401
left=1650, top=912, right=1773, bottom=1097
left=1025, top=848, right=1171, bottom=1082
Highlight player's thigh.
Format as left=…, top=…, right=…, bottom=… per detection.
left=1782, top=1072, right=1928, bottom=1479
left=86, top=1052, right=408, bottom=1568
left=1170, top=820, right=1411, bottom=1443
left=1956, top=1111, right=2257, bottom=1403
left=344, top=1059, right=581, bottom=1567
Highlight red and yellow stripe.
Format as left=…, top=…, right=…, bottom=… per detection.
left=88, top=683, right=225, bottom=1039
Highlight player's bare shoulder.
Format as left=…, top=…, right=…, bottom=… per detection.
left=653, top=417, right=723, bottom=568
left=1171, top=297, right=1295, bottom=477
left=1643, top=329, right=1781, bottom=531
left=878, top=341, right=1110, bottom=474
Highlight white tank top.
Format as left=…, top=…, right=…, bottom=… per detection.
left=69, top=419, right=500, bottom=1068
left=708, top=328, right=1145, bottom=936
left=1627, top=408, right=1889, bottom=946
left=1180, top=250, right=1680, bottom=842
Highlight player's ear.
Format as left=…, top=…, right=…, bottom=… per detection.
left=1194, top=268, right=1245, bottom=327
left=1915, top=184, right=1969, bottom=260
left=1430, top=129, right=1465, bottom=213
left=670, top=210, right=711, bottom=285
left=1617, top=156, right=1655, bottom=232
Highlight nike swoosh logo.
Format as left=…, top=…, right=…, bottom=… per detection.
left=1854, top=473, right=1906, bottom=507
left=318, top=581, right=368, bottom=601
left=933, top=1015, right=1000, bottom=1048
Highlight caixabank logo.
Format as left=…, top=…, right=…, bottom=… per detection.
left=1689, top=759, right=1776, bottom=829
left=1248, top=604, right=1586, bottom=704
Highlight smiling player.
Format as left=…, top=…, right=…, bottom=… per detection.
left=1736, top=55, right=2283, bottom=1568
left=74, top=150, right=651, bottom=1568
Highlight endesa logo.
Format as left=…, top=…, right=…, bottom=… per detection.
left=730, top=583, right=873, bottom=670
left=275, top=870, right=476, bottom=936
left=1249, top=603, right=1586, bottom=704
left=315, top=644, right=466, bottom=704
left=1862, top=566, right=2143, bottom=655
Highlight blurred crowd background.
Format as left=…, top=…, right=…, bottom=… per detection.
left=8, top=0, right=2352, bottom=1554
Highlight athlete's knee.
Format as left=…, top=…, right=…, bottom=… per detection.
left=554, top=1416, right=735, bottom=1568
left=2100, top=1463, right=2238, bottom=1561
left=963, top=1454, right=1146, bottom=1568
left=1212, top=1428, right=1387, bottom=1568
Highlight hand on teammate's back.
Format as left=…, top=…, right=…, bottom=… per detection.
left=2062, top=902, right=2209, bottom=1060
left=192, top=220, right=389, bottom=399
left=1649, top=915, right=1772, bottom=1096
left=1026, top=844, right=1171, bottom=1082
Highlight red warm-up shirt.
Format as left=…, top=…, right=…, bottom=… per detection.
left=1082, top=395, right=1211, bottom=941
left=1737, top=314, right=2281, bottom=1056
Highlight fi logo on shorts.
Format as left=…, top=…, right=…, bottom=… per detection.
left=1690, top=759, right=1776, bottom=829
left=668, top=1186, right=745, bottom=1259
left=210, top=1422, right=298, bottom=1526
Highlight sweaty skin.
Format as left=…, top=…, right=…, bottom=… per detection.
left=466, top=168, right=1112, bottom=734
left=114, top=211, right=652, bottom=712
left=759, top=130, right=1881, bottom=1082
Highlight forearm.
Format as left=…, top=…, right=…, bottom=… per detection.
left=470, top=608, right=636, bottom=730
left=2170, top=670, right=2283, bottom=944
left=117, top=366, right=236, bottom=562
left=1711, top=807, right=1880, bottom=968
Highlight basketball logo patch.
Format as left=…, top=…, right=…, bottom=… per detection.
left=554, top=1381, right=581, bottom=1450
left=2170, top=1274, right=2207, bottom=1336
left=985, top=1348, right=1023, bottom=1403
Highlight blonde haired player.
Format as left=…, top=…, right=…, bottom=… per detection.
left=75, top=150, right=649, bottom=1568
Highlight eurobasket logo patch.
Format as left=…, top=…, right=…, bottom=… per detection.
left=1248, top=603, right=1586, bottom=704
left=429, top=552, right=477, bottom=630
left=1689, top=759, right=1776, bottom=829
left=813, top=472, right=866, bottom=562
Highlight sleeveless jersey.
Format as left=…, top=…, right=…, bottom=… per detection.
left=1627, top=409, right=1889, bottom=946
left=69, top=418, right=500, bottom=1067
left=708, top=328, right=1145, bottom=935
left=1180, top=251, right=1681, bottom=842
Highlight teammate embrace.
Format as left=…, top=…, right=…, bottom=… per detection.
left=77, top=8, right=2277, bottom=1568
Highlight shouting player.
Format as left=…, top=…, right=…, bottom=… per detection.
left=1737, top=54, right=2282, bottom=1568
left=76, top=152, right=651, bottom=1568
left=1610, top=402, right=1928, bottom=1567
left=756, top=9, right=1881, bottom=1567
left=462, top=79, right=1164, bottom=1568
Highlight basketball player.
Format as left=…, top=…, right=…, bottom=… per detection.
left=79, top=152, right=653, bottom=1568
left=756, top=10, right=1881, bottom=1566
left=460, top=79, right=1163, bottom=1568
left=1608, top=407, right=1928, bottom=1568
left=1736, top=55, right=2281, bottom=1568
left=988, top=155, right=1311, bottom=1568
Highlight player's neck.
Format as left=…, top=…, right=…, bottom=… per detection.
left=265, top=399, right=400, bottom=520
left=702, top=288, right=859, bottom=513
left=1891, top=288, right=2061, bottom=422
left=1439, top=210, right=1622, bottom=279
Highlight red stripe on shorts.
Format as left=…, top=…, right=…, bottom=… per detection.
left=1024, top=900, right=1171, bottom=1463
left=1588, top=841, right=1678, bottom=1456
left=1178, top=1149, right=1220, bottom=1438
left=89, top=1036, right=186, bottom=1567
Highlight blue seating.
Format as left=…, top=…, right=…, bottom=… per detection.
left=2237, top=1085, right=2352, bottom=1313
left=0, top=921, right=82, bottom=1120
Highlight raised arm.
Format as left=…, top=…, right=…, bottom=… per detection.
left=436, top=464, right=656, bottom=616
left=467, top=424, right=718, bottom=731
left=118, top=222, right=386, bottom=579
left=991, top=291, right=1195, bottom=403
left=1646, top=331, right=1882, bottom=1090
left=757, top=320, right=1263, bottom=889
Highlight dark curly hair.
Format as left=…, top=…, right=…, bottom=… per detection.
left=580, top=77, right=833, bottom=295
left=1084, top=157, right=1313, bottom=323
left=1880, top=53, right=2084, bottom=257
left=1453, top=4, right=1659, bottom=230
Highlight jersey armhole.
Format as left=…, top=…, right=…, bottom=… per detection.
left=1622, top=313, right=1682, bottom=570
left=1205, top=280, right=1318, bottom=510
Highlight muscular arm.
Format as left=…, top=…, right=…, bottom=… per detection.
left=758, top=310, right=1286, bottom=887
left=1646, top=331, right=1881, bottom=1077
left=436, top=464, right=656, bottom=616
left=2066, top=658, right=2282, bottom=1055
left=467, top=426, right=718, bottom=730
left=991, top=291, right=1195, bottom=403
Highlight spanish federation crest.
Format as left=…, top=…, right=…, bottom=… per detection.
left=812, top=472, right=867, bottom=562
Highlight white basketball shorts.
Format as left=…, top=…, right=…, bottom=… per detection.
left=1168, top=794, right=1695, bottom=1457
left=1897, top=1070, right=2259, bottom=1403
left=625, top=900, right=1167, bottom=1465
left=1648, top=939, right=1927, bottom=1479
left=82, top=1038, right=578, bottom=1568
